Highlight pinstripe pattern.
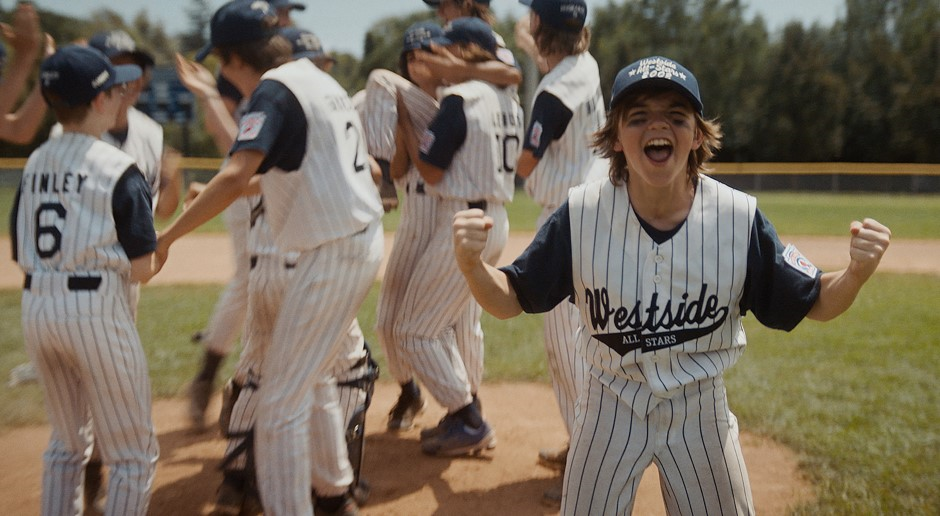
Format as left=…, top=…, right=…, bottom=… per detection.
left=525, top=52, right=606, bottom=208
left=394, top=199, right=508, bottom=411
left=200, top=197, right=253, bottom=356
left=563, top=176, right=757, bottom=513
left=253, top=221, right=383, bottom=514
left=537, top=206, right=586, bottom=437
left=424, top=80, right=523, bottom=203
left=259, top=60, right=383, bottom=252
left=17, top=134, right=157, bottom=516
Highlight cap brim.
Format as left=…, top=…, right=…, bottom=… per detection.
left=518, top=0, right=534, bottom=6
left=294, top=50, right=324, bottom=60
left=194, top=43, right=213, bottom=63
left=112, top=63, right=143, bottom=85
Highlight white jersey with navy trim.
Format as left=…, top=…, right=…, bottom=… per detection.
left=568, top=175, right=757, bottom=415
left=258, top=59, right=383, bottom=251
left=525, top=52, right=605, bottom=208
left=102, top=107, right=163, bottom=205
left=425, top=80, right=523, bottom=203
left=16, top=133, right=138, bottom=274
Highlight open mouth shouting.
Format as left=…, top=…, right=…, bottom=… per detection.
left=644, top=138, right=674, bottom=163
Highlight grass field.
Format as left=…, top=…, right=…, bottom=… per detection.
left=0, top=188, right=937, bottom=514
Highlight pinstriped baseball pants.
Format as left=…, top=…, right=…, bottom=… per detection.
left=253, top=222, right=383, bottom=515
left=564, top=375, right=754, bottom=515
left=22, top=274, right=158, bottom=516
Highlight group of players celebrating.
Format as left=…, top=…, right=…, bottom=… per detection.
left=9, top=0, right=891, bottom=515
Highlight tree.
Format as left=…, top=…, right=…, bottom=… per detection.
left=179, top=0, right=212, bottom=55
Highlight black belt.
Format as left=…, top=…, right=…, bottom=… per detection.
left=467, top=200, right=487, bottom=211
left=250, top=256, right=296, bottom=270
left=405, top=182, right=426, bottom=195
left=23, top=274, right=102, bottom=291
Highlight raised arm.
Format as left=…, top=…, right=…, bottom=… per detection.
left=175, top=53, right=237, bottom=153
left=806, top=218, right=891, bottom=321
left=416, top=43, right=522, bottom=87
left=453, top=209, right=523, bottom=319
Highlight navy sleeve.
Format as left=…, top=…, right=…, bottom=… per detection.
left=420, top=95, right=466, bottom=170
left=230, top=79, right=307, bottom=174
left=523, top=92, right=573, bottom=158
left=740, top=208, right=822, bottom=330
left=112, top=165, right=157, bottom=259
left=499, top=202, right=574, bottom=313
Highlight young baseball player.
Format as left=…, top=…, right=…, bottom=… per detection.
left=157, top=3, right=383, bottom=515
left=452, top=55, right=892, bottom=514
left=209, top=26, right=380, bottom=514
left=361, top=21, right=444, bottom=432
left=13, top=44, right=158, bottom=516
left=395, top=17, right=524, bottom=456
left=514, top=0, right=602, bottom=503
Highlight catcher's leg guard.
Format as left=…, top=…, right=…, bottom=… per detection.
left=338, top=342, right=379, bottom=505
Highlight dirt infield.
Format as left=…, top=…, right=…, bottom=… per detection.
left=3, top=231, right=934, bottom=514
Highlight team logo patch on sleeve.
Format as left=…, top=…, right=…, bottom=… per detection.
left=783, top=243, right=818, bottom=278
left=419, top=129, right=436, bottom=155
left=529, top=121, right=543, bottom=148
left=237, top=112, right=267, bottom=141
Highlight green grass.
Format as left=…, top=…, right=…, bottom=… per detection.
left=2, top=187, right=937, bottom=238
left=1, top=274, right=937, bottom=513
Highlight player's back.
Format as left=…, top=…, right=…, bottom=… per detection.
left=15, top=133, right=138, bottom=275
left=257, top=59, right=382, bottom=252
left=429, top=79, right=523, bottom=204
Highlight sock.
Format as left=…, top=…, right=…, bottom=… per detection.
left=197, top=350, right=225, bottom=382
left=316, top=493, right=349, bottom=512
left=401, top=380, right=420, bottom=401
left=455, top=399, right=483, bottom=429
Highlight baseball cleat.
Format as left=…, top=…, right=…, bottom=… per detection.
left=420, top=416, right=496, bottom=457
left=387, top=390, right=426, bottom=431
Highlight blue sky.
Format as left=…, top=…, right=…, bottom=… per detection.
left=32, top=0, right=844, bottom=57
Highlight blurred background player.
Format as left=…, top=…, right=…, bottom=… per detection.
left=0, top=1, right=51, bottom=144
left=185, top=0, right=308, bottom=430
left=361, top=21, right=445, bottom=432
left=513, top=0, right=602, bottom=506
left=395, top=17, right=523, bottom=456
left=15, top=44, right=158, bottom=516
left=157, top=2, right=383, bottom=514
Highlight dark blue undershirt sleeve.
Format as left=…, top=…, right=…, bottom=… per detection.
left=112, top=165, right=156, bottom=259
left=499, top=202, right=575, bottom=313
left=523, top=92, right=573, bottom=159
left=740, top=208, right=822, bottom=330
left=230, top=79, right=307, bottom=174
left=216, top=73, right=243, bottom=104
left=420, top=95, right=466, bottom=170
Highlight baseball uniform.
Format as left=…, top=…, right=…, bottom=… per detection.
left=395, top=75, right=523, bottom=454
left=14, top=131, right=159, bottom=516
left=500, top=175, right=822, bottom=514
left=232, top=58, right=384, bottom=514
left=522, top=50, right=605, bottom=438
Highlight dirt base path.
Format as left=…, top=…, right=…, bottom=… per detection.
left=0, top=383, right=813, bottom=515
left=5, top=231, right=934, bottom=514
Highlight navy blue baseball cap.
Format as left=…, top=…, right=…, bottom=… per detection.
left=39, top=45, right=142, bottom=107
left=88, top=30, right=155, bottom=70
left=402, top=21, right=445, bottom=53
left=432, top=17, right=497, bottom=55
left=195, top=0, right=280, bottom=62
left=269, top=0, right=306, bottom=10
left=520, top=0, right=587, bottom=32
left=609, top=56, right=703, bottom=114
left=280, top=27, right=326, bottom=60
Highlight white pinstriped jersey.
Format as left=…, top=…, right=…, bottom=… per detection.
left=51, top=107, right=163, bottom=210
left=568, top=176, right=757, bottom=415
left=525, top=52, right=605, bottom=207
left=425, top=80, right=523, bottom=203
left=257, top=59, right=383, bottom=251
left=16, top=133, right=138, bottom=274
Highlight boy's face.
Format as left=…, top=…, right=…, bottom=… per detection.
left=613, top=90, right=703, bottom=188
